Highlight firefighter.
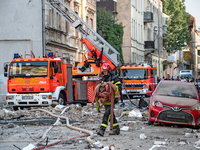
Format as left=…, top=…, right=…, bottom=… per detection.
left=97, top=63, right=121, bottom=136
left=79, top=47, right=103, bottom=72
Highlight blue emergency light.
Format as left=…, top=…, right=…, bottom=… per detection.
left=14, top=53, right=19, bottom=58
left=48, top=52, right=53, bottom=57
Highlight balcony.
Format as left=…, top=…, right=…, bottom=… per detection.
left=144, top=12, right=153, bottom=23
left=144, top=41, right=154, bottom=49
left=97, top=1, right=117, bottom=13
left=167, top=56, right=175, bottom=63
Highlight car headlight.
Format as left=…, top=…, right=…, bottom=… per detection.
left=152, top=99, right=163, bottom=107
left=191, top=103, right=200, bottom=110
left=42, top=95, right=48, bottom=99
left=6, top=96, right=14, bottom=100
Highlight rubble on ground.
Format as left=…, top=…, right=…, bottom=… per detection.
left=0, top=99, right=199, bottom=150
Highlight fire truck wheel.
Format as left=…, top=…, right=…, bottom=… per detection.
left=13, top=106, right=18, bottom=111
left=58, top=93, right=66, bottom=105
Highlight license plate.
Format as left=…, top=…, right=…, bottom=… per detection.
left=22, top=96, right=33, bottom=100
left=167, top=113, right=185, bottom=119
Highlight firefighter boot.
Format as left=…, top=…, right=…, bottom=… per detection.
left=78, top=66, right=85, bottom=72
left=109, top=126, right=120, bottom=135
left=97, top=126, right=106, bottom=136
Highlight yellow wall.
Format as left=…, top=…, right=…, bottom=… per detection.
left=152, top=55, right=166, bottom=77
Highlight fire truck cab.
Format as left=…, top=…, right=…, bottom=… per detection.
left=4, top=52, right=74, bottom=109
left=120, top=63, right=157, bottom=99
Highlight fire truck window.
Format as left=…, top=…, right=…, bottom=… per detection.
left=9, top=61, right=48, bottom=77
left=50, top=62, right=56, bottom=75
left=50, top=63, right=53, bottom=75
left=122, top=69, right=148, bottom=79
left=154, top=69, right=157, bottom=75
left=151, top=70, right=154, bottom=76
left=58, top=62, right=62, bottom=73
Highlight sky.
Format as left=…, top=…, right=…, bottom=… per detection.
left=185, top=0, right=200, bottom=45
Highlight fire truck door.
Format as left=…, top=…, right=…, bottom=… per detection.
left=50, top=61, right=60, bottom=91
left=57, top=62, right=63, bottom=86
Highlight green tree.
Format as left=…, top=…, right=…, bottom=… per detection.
left=97, top=8, right=124, bottom=65
left=163, top=0, right=190, bottom=53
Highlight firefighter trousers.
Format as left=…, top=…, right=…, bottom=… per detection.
left=100, top=105, right=119, bottom=131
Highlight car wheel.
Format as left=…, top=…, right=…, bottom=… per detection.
left=148, top=120, right=154, bottom=125
left=58, top=93, right=66, bottom=105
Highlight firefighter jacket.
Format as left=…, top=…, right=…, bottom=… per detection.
left=101, top=74, right=122, bottom=96
left=93, top=74, right=121, bottom=112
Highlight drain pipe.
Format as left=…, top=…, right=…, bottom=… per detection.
left=42, top=0, right=46, bottom=56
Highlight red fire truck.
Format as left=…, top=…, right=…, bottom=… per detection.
left=4, top=0, right=120, bottom=110
left=120, top=63, right=157, bottom=99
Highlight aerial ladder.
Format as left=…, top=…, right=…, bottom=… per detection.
left=46, top=0, right=121, bottom=76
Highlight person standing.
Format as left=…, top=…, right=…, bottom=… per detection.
left=175, top=76, right=181, bottom=81
left=95, top=63, right=121, bottom=136
left=164, top=74, right=171, bottom=80
left=190, top=77, right=194, bottom=82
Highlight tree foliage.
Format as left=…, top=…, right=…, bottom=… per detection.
left=163, top=0, right=190, bottom=53
left=97, top=8, right=124, bottom=65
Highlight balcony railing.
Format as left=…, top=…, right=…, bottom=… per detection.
left=144, top=12, right=153, bottom=23
left=97, top=1, right=117, bottom=13
left=144, top=41, right=155, bottom=49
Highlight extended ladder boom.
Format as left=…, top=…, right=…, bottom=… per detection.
left=46, top=0, right=120, bottom=67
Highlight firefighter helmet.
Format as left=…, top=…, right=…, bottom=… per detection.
left=101, top=63, right=110, bottom=71
left=92, top=47, right=96, bottom=52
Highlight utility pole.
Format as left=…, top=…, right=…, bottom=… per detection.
left=158, top=3, right=161, bottom=77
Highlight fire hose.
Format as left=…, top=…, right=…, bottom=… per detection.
left=30, top=109, right=95, bottom=144
left=30, top=108, right=115, bottom=149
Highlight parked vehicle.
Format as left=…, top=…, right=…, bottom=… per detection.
left=179, top=70, right=193, bottom=81
left=120, top=63, right=157, bottom=99
left=147, top=81, right=200, bottom=127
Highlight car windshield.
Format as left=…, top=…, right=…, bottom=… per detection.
left=9, top=61, right=48, bottom=77
left=121, top=69, right=148, bottom=79
left=156, top=82, right=198, bottom=99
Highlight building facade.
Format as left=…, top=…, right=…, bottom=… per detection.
left=117, top=0, right=145, bottom=64
left=45, top=0, right=96, bottom=66
left=0, top=0, right=43, bottom=104
left=188, top=16, right=199, bottom=78
left=97, top=0, right=165, bottom=76
left=0, top=0, right=96, bottom=104
left=143, top=0, right=165, bottom=77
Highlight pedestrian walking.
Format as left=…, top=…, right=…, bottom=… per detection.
left=94, top=63, right=121, bottom=136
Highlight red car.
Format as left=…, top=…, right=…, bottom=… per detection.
left=147, top=81, right=200, bottom=127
